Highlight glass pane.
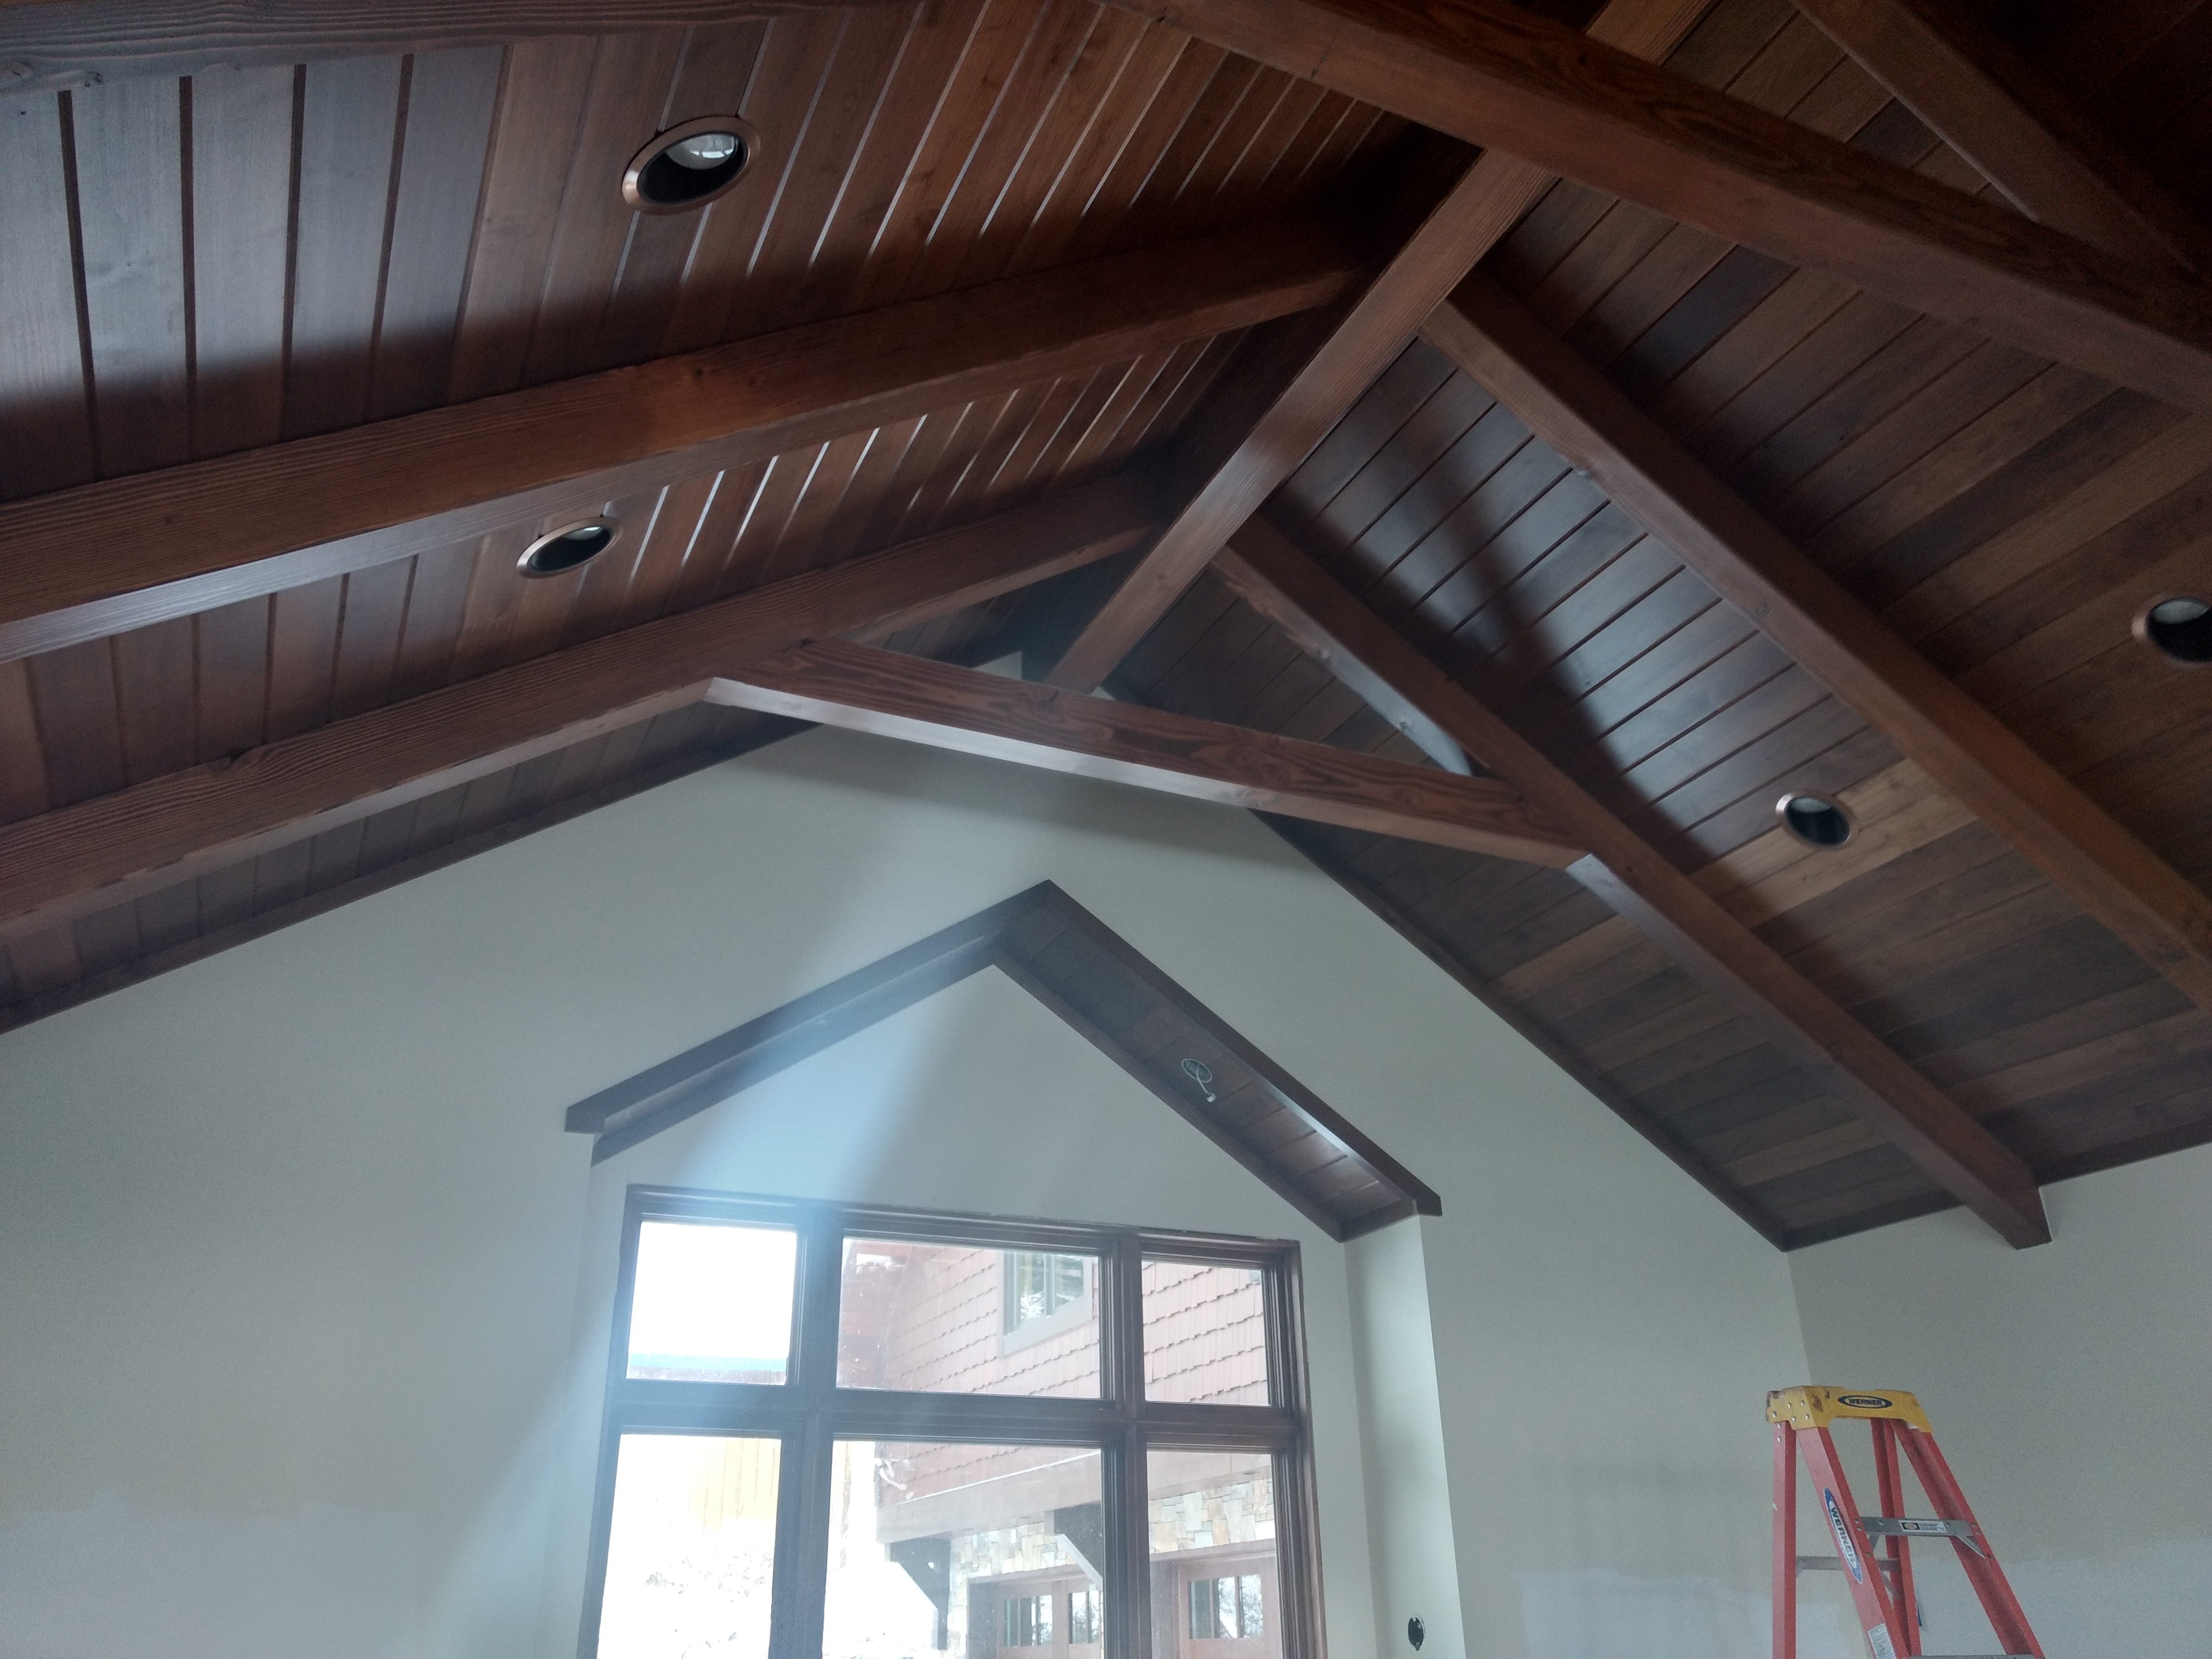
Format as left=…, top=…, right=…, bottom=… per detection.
left=598, top=1434, right=781, bottom=1659
left=628, top=1220, right=797, bottom=1384
left=1142, top=1260, right=1270, bottom=1405
left=838, top=1239, right=1101, bottom=1397
left=823, top=1441, right=1105, bottom=1659
left=1148, top=1450, right=1281, bottom=1659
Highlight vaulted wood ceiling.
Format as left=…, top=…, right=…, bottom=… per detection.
left=2, top=0, right=2207, bottom=1250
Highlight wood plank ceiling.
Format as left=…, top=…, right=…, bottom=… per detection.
left=1, top=0, right=2207, bottom=1250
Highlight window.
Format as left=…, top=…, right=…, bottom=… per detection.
left=1004, top=1594, right=1054, bottom=1646
left=582, top=1189, right=1317, bottom=1659
left=1006, top=1250, right=1089, bottom=1330
left=1189, top=1576, right=1264, bottom=1640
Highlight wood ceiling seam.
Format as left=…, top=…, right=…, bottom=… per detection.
left=1429, top=276, right=2212, bottom=1020
left=0, top=214, right=1358, bottom=662
left=1042, top=0, right=1720, bottom=692
left=1833, top=362, right=2128, bottom=561
left=1649, top=704, right=1886, bottom=859
left=1262, top=814, right=1793, bottom=1246
left=1794, top=0, right=2212, bottom=273
left=0, top=474, right=1160, bottom=945
left=1772, top=340, right=2060, bottom=545
left=1112, top=0, right=2212, bottom=414
left=1219, top=517, right=2050, bottom=1242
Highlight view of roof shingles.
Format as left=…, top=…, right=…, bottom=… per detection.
left=1, top=0, right=2208, bottom=1247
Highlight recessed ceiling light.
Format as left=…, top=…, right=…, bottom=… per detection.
left=518, top=517, right=620, bottom=578
left=2136, top=593, right=2212, bottom=665
left=1777, top=792, right=1854, bottom=850
left=622, top=115, right=759, bottom=213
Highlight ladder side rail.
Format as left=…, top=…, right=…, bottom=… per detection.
left=1894, top=1428, right=2045, bottom=1658
left=1774, top=1422, right=1797, bottom=1659
left=1797, top=1427, right=1913, bottom=1658
left=1872, top=1420, right=1922, bottom=1655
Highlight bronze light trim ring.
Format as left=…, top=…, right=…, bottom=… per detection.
left=621, top=115, right=762, bottom=214
left=518, top=517, right=622, bottom=578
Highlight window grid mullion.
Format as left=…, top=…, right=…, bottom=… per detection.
left=586, top=1190, right=1312, bottom=1659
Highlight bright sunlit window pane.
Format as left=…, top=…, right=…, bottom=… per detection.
left=1142, top=1259, right=1270, bottom=1405
left=628, top=1221, right=798, bottom=1384
left=822, top=1441, right=1104, bottom=1659
left=598, top=1434, right=781, bottom=1659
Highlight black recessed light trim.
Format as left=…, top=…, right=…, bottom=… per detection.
left=622, top=115, right=760, bottom=214
left=1777, top=792, right=1854, bottom=850
left=518, top=517, right=621, bottom=578
left=2135, top=592, right=2212, bottom=666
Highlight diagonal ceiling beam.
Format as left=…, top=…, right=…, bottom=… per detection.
left=1213, top=517, right=2050, bottom=1247
left=1791, top=0, right=2212, bottom=274
left=0, top=475, right=1158, bottom=945
left=1043, top=0, right=1712, bottom=694
left=1099, top=0, right=2212, bottom=415
left=708, top=639, right=1585, bottom=866
left=0, top=0, right=899, bottom=94
left=0, top=215, right=1360, bottom=663
left=1426, top=273, right=2212, bottom=1018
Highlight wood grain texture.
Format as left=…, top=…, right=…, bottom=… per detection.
left=0, top=215, right=1360, bottom=660
left=1217, top=515, right=2050, bottom=1245
left=0, top=0, right=903, bottom=91
left=709, top=637, right=1585, bottom=862
left=1793, top=0, right=2212, bottom=272
left=1426, top=276, right=2212, bottom=1017
left=1044, top=0, right=1714, bottom=691
left=568, top=878, right=1440, bottom=1235
left=1101, top=0, right=2212, bottom=414
left=1263, top=814, right=1792, bottom=1246
left=0, top=474, right=1158, bottom=941
left=0, top=706, right=800, bottom=1037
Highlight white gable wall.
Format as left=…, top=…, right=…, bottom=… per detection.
left=0, top=726, right=1815, bottom=1659
left=1789, top=1145, right=2212, bottom=1658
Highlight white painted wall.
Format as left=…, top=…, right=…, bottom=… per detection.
left=0, top=727, right=1813, bottom=1659
left=1789, top=1145, right=2212, bottom=1659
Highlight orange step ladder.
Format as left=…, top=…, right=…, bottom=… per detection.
left=1770, top=1387, right=2044, bottom=1659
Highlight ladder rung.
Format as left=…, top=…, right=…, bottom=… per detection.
left=1794, top=1555, right=1900, bottom=1574
left=1859, top=1515, right=1986, bottom=1554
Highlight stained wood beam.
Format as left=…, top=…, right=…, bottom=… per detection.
left=1791, top=0, right=2212, bottom=274
left=566, top=879, right=1441, bottom=1238
left=1214, top=518, right=2050, bottom=1248
left=1100, top=0, right=2212, bottom=415
left=0, top=475, right=1158, bottom=944
left=1043, top=0, right=1712, bottom=694
left=0, top=216, right=1359, bottom=662
left=708, top=639, right=1585, bottom=866
left=1428, top=273, right=2212, bottom=1017
left=0, top=0, right=894, bottom=93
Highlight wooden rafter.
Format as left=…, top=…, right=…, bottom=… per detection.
left=0, top=476, right=1158, bottom=944
left=0, top=0, right=897, bottom=93
left=1042, top=0, right=1713, bottom=693
left=708, top=639, right=1584, bottom=864
left=1212, top=517, right=2051, bottom=1247
left=565, top=880, right=1443, bottom=1236
left=1099, top=0, right=2212, bottom=415
left=1425, top=274, right=2212, bottom=1018
left=0, top=216, right=1359, bottom=661
left=1791, top=0, right=2212, bottom=274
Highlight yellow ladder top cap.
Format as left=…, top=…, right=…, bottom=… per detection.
left=1767, top=1386, right=1932, bottom=1431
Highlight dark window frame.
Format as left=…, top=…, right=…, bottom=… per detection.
left=578, top=1185, right=1324, bottom=1659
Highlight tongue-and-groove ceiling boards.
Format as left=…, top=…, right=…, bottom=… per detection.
left=1, top=0, right=2207, bottom=1248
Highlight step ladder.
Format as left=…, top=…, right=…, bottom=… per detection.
left=1770, top=1386, right=2044, bottom=1659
